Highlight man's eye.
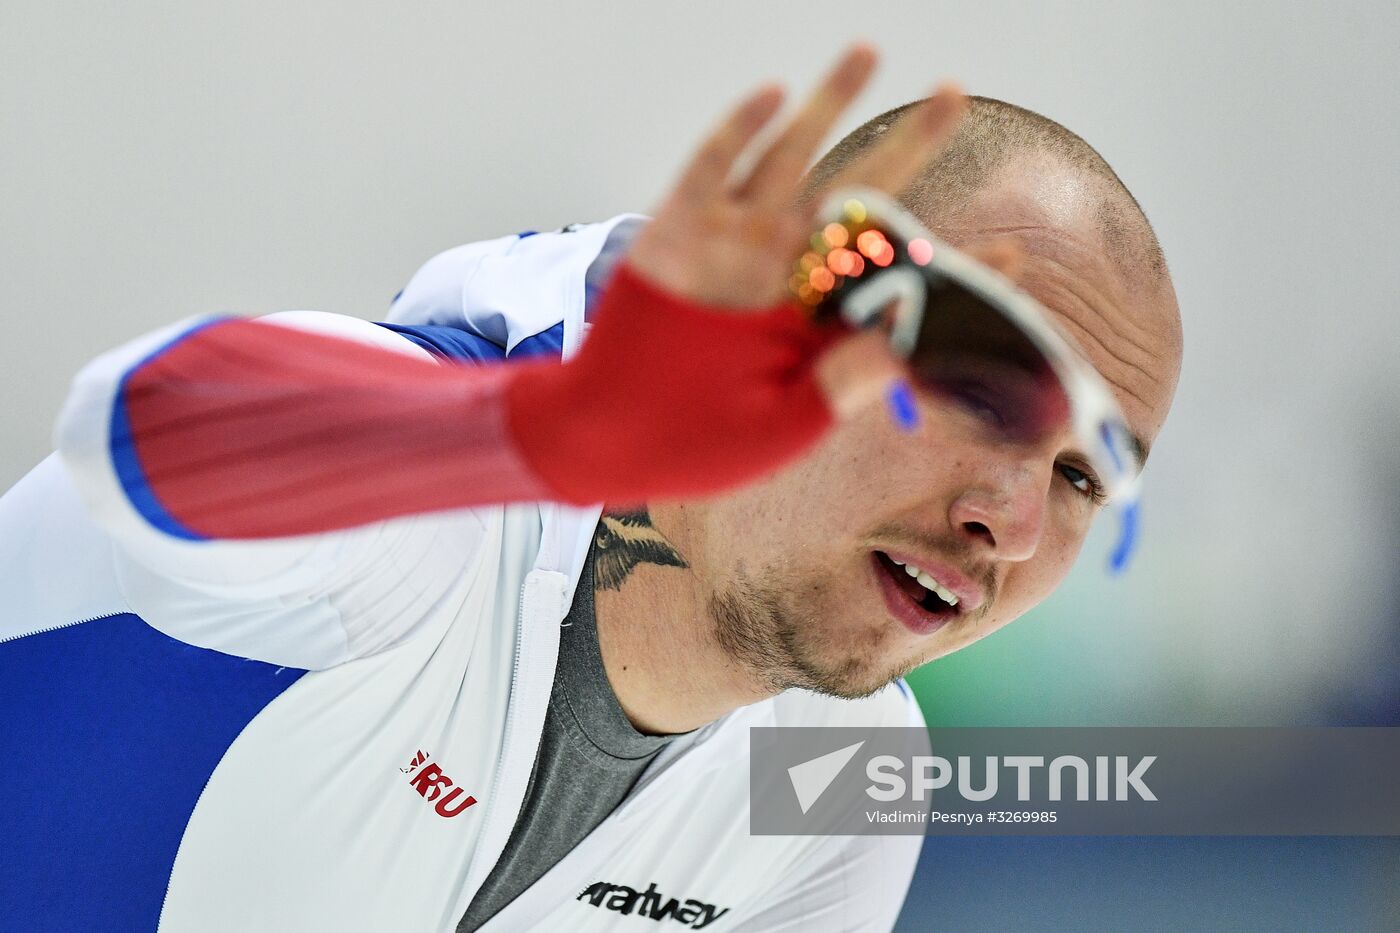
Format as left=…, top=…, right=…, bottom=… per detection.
left=1058, top=463, right=1105, bottom=501
left=948, top=385, right=1006, bottom=428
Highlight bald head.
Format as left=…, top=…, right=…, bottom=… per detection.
left=804, top=94, right=1183, bottom=449
left=802, top=95, right=1168, bottom=291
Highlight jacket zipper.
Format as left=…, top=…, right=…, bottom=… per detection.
left=460, top=576, right=534, bottom=899
left=0, top=610, right=123, bottom=646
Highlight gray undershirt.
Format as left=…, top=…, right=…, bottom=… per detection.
left=457, top=540, right=675, bottom=931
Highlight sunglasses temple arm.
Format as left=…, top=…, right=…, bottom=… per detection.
left=886, top=380, right=919, bottom=433
left=837, top=267, right=926, bottom=356
left=1107, top=497, right=1140, bottom=574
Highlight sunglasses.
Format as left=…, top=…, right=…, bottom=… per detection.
left=791, top=187, right=1143, bottom=573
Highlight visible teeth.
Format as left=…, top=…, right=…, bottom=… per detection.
left=917, top=571, right=959, bottom=607
left=893, top=558, right=959, bottom=607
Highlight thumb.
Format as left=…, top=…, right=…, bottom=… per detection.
left=813, top=329, right=907, bottom=421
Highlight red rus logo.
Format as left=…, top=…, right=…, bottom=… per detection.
left=400, top=750, right=478, bottom=818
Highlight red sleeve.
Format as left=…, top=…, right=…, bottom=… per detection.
left=117, top=262, right=843, bottom=539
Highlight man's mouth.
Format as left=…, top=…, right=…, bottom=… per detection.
left=870, top=550, right=964, bottom=636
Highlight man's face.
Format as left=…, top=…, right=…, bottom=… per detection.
left=677, top=165, right=1183, bottom=699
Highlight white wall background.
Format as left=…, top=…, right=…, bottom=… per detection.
left=3, top=1, right=1398, bottom=728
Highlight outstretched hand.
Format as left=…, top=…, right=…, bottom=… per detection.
left=506, top=46, right=1032, bottom=508
left=622, top=45, right=1020, bottom=421
left=627, top=44, right=967, bottom=308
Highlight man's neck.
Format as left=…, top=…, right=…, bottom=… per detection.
left=591, top=507, right=771, bottom=735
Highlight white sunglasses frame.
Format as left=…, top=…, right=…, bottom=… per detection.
left=808, top=187, right=1144, bottom=571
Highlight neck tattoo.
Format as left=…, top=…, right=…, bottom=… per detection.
left=594, top=509, right=688, bottom=591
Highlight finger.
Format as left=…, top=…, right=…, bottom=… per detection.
left=733, top=44, right=877, bottom=204
left=814, top=329, right=907, bottom=421
left=820, top=81, right=967, bottom=197
left=670, top=84, right=786, bottom=206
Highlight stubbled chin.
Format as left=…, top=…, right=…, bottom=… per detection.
left=788, top=611, right=931, bottom=699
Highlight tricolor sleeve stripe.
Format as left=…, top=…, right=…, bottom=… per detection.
left=111, top=316, right=554, bottom=539
left=108, top=318, right=230, bottom=542
left=510, top=322, right=565, bottom=359
left=375, top=322, right=508, bottom=364
left=59, top=258, right=841, bottom=545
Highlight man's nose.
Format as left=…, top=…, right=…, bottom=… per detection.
left=946, top=467, right=1047, bottom=562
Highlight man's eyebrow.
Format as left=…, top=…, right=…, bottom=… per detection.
left=1129, top=431, right=1150, bottom=467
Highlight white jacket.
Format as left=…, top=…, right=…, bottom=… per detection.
left=1, top=217, right=925, bottom=932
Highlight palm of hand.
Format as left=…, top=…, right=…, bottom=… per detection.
left=624, top=44, right=968, bottom=312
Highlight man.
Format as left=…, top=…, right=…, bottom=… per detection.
left=0, top=45, right=1180, bottom=932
